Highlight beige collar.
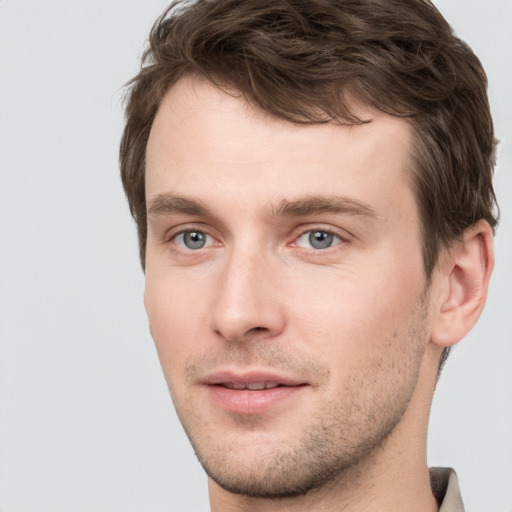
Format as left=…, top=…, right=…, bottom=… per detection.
left=430, top=467, right=465, bottom=512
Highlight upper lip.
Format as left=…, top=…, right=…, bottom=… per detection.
left=202, top=370, right=307, bottom=387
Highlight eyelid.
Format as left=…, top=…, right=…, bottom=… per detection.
left=296, top=230, right=342, bottom=249
left=165, top=222, right=214, bottom=240
left=165, top=224, right=222, bottom=250
left=174, top=231, right=215, bottom=250
left=163, top=223, right=350, bottom=253
left=289, top=225, right=350, bottom=248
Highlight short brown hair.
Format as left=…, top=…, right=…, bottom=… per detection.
left=120, top=0, right=498, bottom=273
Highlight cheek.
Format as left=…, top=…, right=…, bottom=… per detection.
left=292, top=277, right=428, bottom=415
left=144, top=271, right=212, bottom=380
left=287, top=262, right=426, bottom=364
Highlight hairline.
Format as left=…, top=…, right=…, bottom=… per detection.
left=142, top=74, right=439, bottom=279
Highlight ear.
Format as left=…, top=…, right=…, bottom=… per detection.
left=430, top=220, right=494, bottom=348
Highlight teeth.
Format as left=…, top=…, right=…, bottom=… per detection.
left=247, top=382, right=266, bottom=390
left=222, top=382, right=280, bottom=390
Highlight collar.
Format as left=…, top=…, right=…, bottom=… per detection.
left=430, top=467, right=465, bottom=512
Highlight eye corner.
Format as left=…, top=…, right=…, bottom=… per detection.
left=293, top=229, right=345, bottom=251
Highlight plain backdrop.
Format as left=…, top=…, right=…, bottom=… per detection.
left=0, top=1, right=511, bottom=511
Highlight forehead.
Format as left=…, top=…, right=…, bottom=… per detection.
left=145, top=77, right=415, bottom=217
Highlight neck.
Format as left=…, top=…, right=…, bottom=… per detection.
left=209, top=345, right=442, bottom=512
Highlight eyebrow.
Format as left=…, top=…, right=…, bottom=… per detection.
left=270, top=196, right=379, bottom=220
left=147, top=193, right=378, bottom=221
left=147, top=194, right=209, bottom=218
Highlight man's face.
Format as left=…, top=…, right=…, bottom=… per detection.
left=144, top=77, right=434, bottom=497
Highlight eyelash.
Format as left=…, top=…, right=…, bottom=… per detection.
left=172, top=230, right=218, bottom=250
left=166, top=225, right=348, bottom=254
left=291, top=229, right=345, bottom=251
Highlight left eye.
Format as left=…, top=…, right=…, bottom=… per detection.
left=174, top=230, right=214, bottom=250
left=295, top=230, right=342, bottom=250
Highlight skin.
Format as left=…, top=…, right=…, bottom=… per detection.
left=143, top=77, right=494, bottom=512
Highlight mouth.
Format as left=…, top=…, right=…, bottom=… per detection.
left=219, top=382, right=285, bottom=390
left=202, top=371, right=308, bottom=414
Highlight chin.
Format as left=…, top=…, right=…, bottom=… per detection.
left=184, top=401, right=406, bottom=500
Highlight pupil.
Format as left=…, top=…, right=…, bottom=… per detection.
left=309, top=231, right=333, bottom=249
left=184, top=231, right=206, bottom=249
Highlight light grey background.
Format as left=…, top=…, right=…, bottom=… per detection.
left=0, top=1, right=510, bottom=511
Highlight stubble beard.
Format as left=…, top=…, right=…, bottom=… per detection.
left=171, top=299, right=430, bottom=500
left=189, top=400, right=410, bottom=500
left=186, top=375, right=418, bottom=500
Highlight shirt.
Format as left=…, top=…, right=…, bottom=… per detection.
left=430, top=467, right=465, bottom=512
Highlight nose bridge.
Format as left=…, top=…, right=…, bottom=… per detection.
left=211, top=240, right=284, bottom=342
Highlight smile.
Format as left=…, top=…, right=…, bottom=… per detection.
left=203, top=372, right=308, bottom=415
left=220, top=382, right=281, bottom=390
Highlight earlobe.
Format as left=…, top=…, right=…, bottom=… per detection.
left=430, top=220, right=494, bottom=348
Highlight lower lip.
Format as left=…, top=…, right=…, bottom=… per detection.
left=206, top=385, right=306, bottom=415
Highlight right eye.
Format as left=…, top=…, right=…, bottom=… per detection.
left=294, top=229, right=344, bottom=250
left=173, top=230, right=215, bottom=250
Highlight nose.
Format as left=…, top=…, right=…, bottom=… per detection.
left=210, top=248, right=286, bottom=343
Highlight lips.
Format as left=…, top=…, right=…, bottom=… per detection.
left=202, top=371, right=307, bottom=414
left=203, top=370, right=305, bottom=387
left=221, top=382, right=281, bottom=390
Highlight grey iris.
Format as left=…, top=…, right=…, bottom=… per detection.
left=184, top=231, right=207, bottom=249
left=309, top=231, right=334, bottom=249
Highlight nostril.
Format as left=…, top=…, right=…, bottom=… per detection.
left=215, top=325, right=270, bottom=343
left=250, top=327, right=267, bottom=333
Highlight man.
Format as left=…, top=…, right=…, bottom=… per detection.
left=119, top=0, right=498, bottom=510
